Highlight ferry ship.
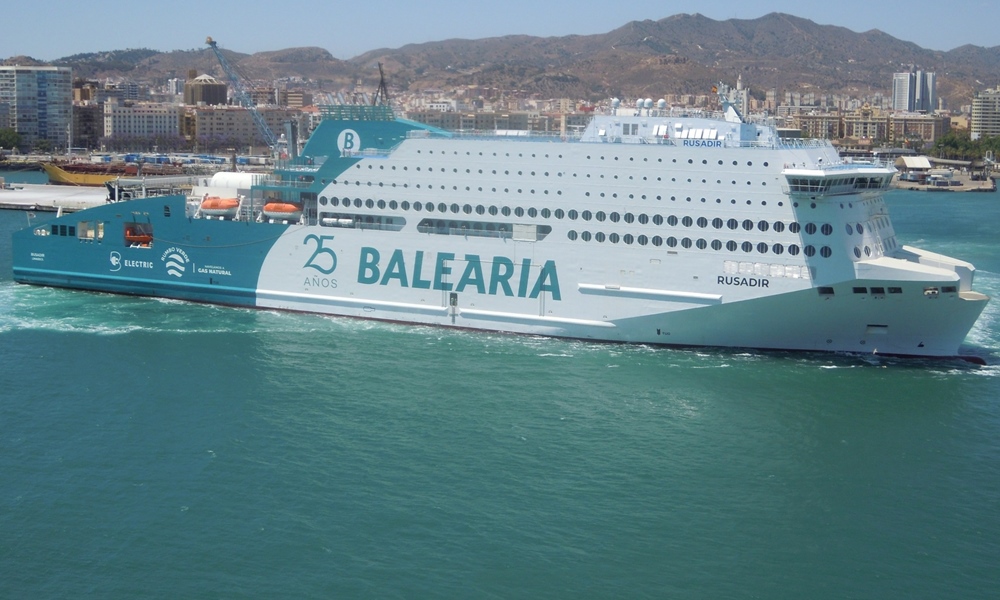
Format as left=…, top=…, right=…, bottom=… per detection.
left=11, top=90, right=990, bottom=359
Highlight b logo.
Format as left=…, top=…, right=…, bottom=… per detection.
left=338, top=129, right=360, bottom=156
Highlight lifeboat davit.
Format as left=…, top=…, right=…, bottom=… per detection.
left=262, top=202, right=303, bottom=221
left=200, top=196, right=240, bottom=218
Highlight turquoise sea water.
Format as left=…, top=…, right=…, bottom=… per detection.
left=2, top=188, right=999, bottom=598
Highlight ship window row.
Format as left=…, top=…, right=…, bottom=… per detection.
left=318, top=213, right=405, bottom=231
left=564, top=230, right=835, bottom=257
left=337, top=177, right=780, bottom=204
left=787, top=176, right=892, bottom=193
left=319, top=195, right=822, bottom=234
left=75, top=220, right=105, bottom=242
left=826, top=286, right=904, bottom=296
left=411, top=149, right=769, bottom=168
left=415, top=219, right=552, bottom=240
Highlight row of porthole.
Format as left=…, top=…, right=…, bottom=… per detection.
left=359, top=164, right=769, bottom=188
left=335, top=179, right=781, bottom=204
left=320, top=197, right=825, bottom=233
left=564, top=230, right=831, bottom=257
left=412, top=148, right=769, bottom=168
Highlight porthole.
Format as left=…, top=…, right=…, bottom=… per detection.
left=854, top=247, right=862, bottom=258
left=773, top=222, right=785, bottom=233
left=864, top=246, right=872, bottom=257
left=821, top=224, right=833, bottom=236
left=757, top=242, right=768, bottom=254
left=711, top=239, right=722, bottom=251
left=820, top=246, right=833, bottom=258
left=666, top=237, right=678, bottom=247
left=610, top=212, right=621, bottom=223
left=805, top=223, right=817, bottom=235
left=554, top=209, right=565, bottom=219
left=624, top=213, right=634, bottom=223
left=712, top=217, right=723, bottom=229
left=727, top=218, right=739, bottom=230
left=377, top=200, right=386, bottom=209
left=742, top=219, right=754, bottom=231
left=788, top=245, right=800, bottom=256
left=319, top=196, right=328, bottom=206
left=682, top=216, right=693, bottom=227
left=414, top=201, right=423, bottom=211
left=501, top=206, right=512, bottom=217
left=609, top=233, right=620, bottom=244
left=426, top=203, right=435, bottom=212
left=581, top=231, right=592, bottom=242
left=596, top=211, right=606, bottom=222
left=568, top=230, right=578, bottom=241
left=638, top=235, right=648, bottom=246
left=389, top=200, right=398, bottom=210
left=667, top=215, right=679, bottom=226
left=582, top=210, right=593, bottom=221
left=514, top=207, right=525, bottom=217
left=742, top=241, right=753, bottom=253
left=401, top=201, right=411, bottom=210
left=638, top=214, right=649, bottom=224
left=697, top=217, right=708, bottom=228
left=726, top=240, right=738, bottom=252
left=757, top=220, right=769, bottom=232
left=528, top=208, right=538, bottom=218
left=489, top=205, right=498, bottom=216
left=804, top=245, right=816, bottom=257
left=538, top=208, right=548, bottom=218
left=623, top=234, right=634, bottom=244
left=568, top=209, right=578, bottom=220
left=595, top=232, right=606, bottom=243
left=789, top=222, right=800, bottom=233
left=856, top=224, right=864, bottom=234
left=696, top=239, right=707, bottom=250
left=772, top=243, right=784, bottom=255
left=476, top=205, right=485, bottom=215
left=652, top=236, right=663, bottom=247
left=681, top=238, right=692, bottom=249
left=451, top=203, right=460, bottom=213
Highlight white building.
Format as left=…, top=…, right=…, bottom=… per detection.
left=103, top=101, right=183, bottom=139
left=971, top=87, right=1000, bottom=141
left=0, top=65, right=72, bottom=149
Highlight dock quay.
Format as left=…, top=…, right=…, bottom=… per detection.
left=892, top=172, right=997, bottom=192
left=0, top=182, right=107, bottom=213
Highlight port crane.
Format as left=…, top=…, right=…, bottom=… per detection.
left=205, top=36, right=279, bottom=152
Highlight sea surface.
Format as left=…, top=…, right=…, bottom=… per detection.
left=2, top=178, right=999, bottom=599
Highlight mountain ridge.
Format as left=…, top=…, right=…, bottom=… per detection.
left=5, top=13, right=999, bottom=109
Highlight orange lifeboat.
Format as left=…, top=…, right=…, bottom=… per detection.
left=262, top=202, right=303, bottom=221
left=200, top=196, right=240, bottom=218
left=124, top=226, right=153, bottom=245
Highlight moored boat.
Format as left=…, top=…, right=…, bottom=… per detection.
left=42, top=162, right=185, bottom=186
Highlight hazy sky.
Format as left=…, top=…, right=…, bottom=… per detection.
left=3, top=0, right=997, bottom=61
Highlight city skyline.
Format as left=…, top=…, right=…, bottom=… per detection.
left=2, top=0, right=997, bottom=63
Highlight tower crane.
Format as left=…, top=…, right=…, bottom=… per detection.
left=205, top=36, right=279, bottom=152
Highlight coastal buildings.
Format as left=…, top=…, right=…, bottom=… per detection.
left=970, top=87, right=1000, bottom=140
left=892, top=70, right=937, bottom=112
left=0, top=65, right=72, bottom=149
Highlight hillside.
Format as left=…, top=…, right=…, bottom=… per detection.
left=6, top=13, right=1000, bottom=109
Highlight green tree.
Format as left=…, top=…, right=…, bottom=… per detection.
left=0, top=128, right=22, bottom=151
